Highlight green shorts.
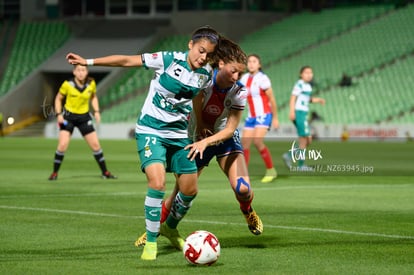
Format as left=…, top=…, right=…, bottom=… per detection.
left=294, top=110, right=310, bottom=137
left=135, top=133, right=197, bottom=174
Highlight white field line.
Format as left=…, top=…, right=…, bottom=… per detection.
left=0, top=192, right=142, bottom=199
left=1, top=205, right=413, bottom=240
left=0, top=183, right=411, bottom=199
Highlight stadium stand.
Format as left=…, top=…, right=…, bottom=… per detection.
left=263, top=4, right=414, bottom=117
left=390, top=111, right=414, bottom=124
left=99, top=4, right=414, bottom=124
left=290, top=55, right=414, bottom=124
left=3, top=4, right=410, bottom=126
left=0, top=21, right=70, bottom=96
left=97, top=4, right=414, bottom=125
left=239, top=5, right=393, bottom=67
left=100, top=35, right=189, bottom=122
left=100, top=92, right=147, bottom=123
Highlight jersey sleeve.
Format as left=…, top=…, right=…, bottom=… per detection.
left=142, top=51, right=166, bottom=70
left=291, top=82, right=302, bottom=96
left=200, top=76, right=212, bottom=90
left=90, top=79, right=97, bottom=95
left=58, top=80, right=69, bottom=96
left=259, top=74, right=272, bottom=90
left=232, top=85, right=247, bottom=111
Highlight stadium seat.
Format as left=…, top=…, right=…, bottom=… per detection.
left=0, top=21, right=70, bottom=96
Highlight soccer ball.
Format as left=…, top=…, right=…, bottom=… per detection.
left=183, top=230, right=221, bottom=266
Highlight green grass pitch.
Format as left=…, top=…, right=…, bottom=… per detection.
left=0, top=137, right=413, bottom=274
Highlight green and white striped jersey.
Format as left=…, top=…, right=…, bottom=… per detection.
left=292, top=79, right=312, bottom=112
left=136, top=51, right=213, bottom=139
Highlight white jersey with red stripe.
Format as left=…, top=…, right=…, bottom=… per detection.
left=240, top=71, right=272, bottom=118
left=188, top=71, right=247, bottom=140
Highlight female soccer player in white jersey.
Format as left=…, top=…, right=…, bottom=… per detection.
left=134, top=37, right=263, bottom=248
left=240, top=54, right=279, bottom=183
left=283, top=65, right=325, bottom=170
left=66, top=26, right=220, bottom=261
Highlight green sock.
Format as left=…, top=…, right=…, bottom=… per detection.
left=144, top=188, right=165, bottom=242
left=166, top=192, right=196, bottom=229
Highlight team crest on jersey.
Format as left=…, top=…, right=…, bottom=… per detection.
left=198, top=75, right=205, bottom=87
left=151, top=53, right=158, bottom=59
left=144, top=146, right=152, bottom=158
left=225, top=99, right=232, bottom=108
left=206, top=105, right=221, bottom=115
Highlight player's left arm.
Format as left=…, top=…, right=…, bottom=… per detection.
left=90, top=93, right=101, bottom=124
left=311, top=97, right=326, bottom=105
left=192, top=91, right=208, bottom=140
left=186, top=109, right=242, bottom=160
left=265, top=87, right=279, bottom=129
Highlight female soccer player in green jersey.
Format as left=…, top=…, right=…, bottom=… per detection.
left=283, top=65, right=325, bottom=170
left=66, top=26, right=220, bottom=261
left=134, top=37, right=263, bottom=248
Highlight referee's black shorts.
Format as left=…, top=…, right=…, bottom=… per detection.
left=59, top=111, right=95, bottom=136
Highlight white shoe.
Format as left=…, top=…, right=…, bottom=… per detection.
left=282, top=153, right=292, bottom=168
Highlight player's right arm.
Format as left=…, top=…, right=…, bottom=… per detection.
left=66, top=53, right=143, bottom=67
left=186, top=108, right=242, bottom=161
left=289, top=95, right=297, bottom=121
left=265, top=87, right=279, bottom=129
left=311, top=97, right=326, bottom=105
left=54, top=92, right=65, bottom=124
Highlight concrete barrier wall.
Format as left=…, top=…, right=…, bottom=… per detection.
left=44, top=121, right=414, bottom=141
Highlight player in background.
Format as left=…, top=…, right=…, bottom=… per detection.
left=134, top=37, right=263, bottom=247
left=48, top=64, right=116, bottom=180
left=283, top=65, right=325, bottom=170
left=66, top=26, right=220, bottom=261
left=240, top=54, right=279, bottom=183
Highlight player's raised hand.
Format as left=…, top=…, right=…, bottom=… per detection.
left=66, top=53, right=86, bottom=66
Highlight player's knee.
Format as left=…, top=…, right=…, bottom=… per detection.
left=57, top=143, right=68, bottom=152
left=148, top=180, right=165, bottom=191
left=147, top=176, right=166, bottom=190
left=90, top=143, right=101, bottom=151
left=234, top=177, right=251, bottom=197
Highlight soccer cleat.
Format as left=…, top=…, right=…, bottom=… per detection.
left=282, top=153, right=292, bottom=169
left=134, top=232, right=147, bottom=247
left=48, top=172, right=58, bottom=181
left=159, top=223, right=185, bottom=250
left=243, top=208, right=263, bottom=235
left=261, top=167, right=277, bottom=183
left=102, top=171, right=117, bottom=179
left=140, top=241, right=157, bottom=260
